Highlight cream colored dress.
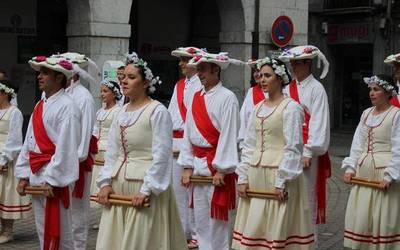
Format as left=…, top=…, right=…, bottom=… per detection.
left=90, top=105, right=120, bottom=208
left=343, top=106, right=400, bottom=250
left=233, top=98, right=314, bottom=250
left=95, top=101, right=187, bottom=250
left=0, top=106, right=31, bottom=219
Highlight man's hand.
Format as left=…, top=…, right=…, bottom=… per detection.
left=303, top=157, right=312, bottom=170
left=16, top=179, right=29, bottom=196
left=275, top=187, right=287, bottom=201
left=238, top=184, right=249, bottom=198
left=212, top=172, right=225, bottom=186
left=132, top=193, right=148, bottom=207
left=181, top=168, right=193, bottom=187
left=0, top=165, right=7, bottom=175
left=379, top=180, right=391, bottom=191
left=43, top=183, right=54, bottom=198
left=343, top=172, right=355, bottom=184
left=98, top=185, right=114, bottom=208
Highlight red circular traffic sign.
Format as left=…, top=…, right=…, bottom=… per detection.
left=271, top=16, right=294, bottom=47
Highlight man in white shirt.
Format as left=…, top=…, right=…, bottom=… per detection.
left=15, top=55, right=81, bottom=250
left=168, top=46, right=203, bottom=248
left=178, top=52, right=240, bottom=250
left=384, top=53, right=400, bottom=107
left=279, top=45, right=331, bottom=247
left=54, top=52, right=96, bottom=250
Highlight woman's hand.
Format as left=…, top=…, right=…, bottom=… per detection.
left=16, top=179, right=29, bottom=196
left=238, top=184, right=249, bottom=198
left=343, top=172, right=355, bottom=184
left=379, top=180, right=391, bottom=191
left=132, top=193, right=148, bottom=207
left=275, top=187, right=287, bottom=202
left=98, top=185, right=114, bottom=208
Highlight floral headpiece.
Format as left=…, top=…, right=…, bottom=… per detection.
left=29, top=55, right=75, bottom=79
left=384, top=53, right=400, bottom=65
left=256, top=57, right=291, bottom=84
left=125, top=52, right=140, bottom=65
left=364, top=75, right=398, bottom=96
left=188, top=52, right=244, bottom=70
left=0, top=82, right=16, bottom=98
left=101, top=79, right=122, bottom=100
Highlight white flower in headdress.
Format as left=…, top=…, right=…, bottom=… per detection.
left=0, top=83, right=16, bottom=98
left=256, top=57, right=291, bottom=84
left=135, top=59, right=162, bottom=94
left=125, top=52, right=140, bottom=65
left=363, top=75, right=398, bottom=96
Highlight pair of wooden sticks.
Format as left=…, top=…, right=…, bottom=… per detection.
left=189, top=176, right=287, bottom=200
left=24, top=186, right=150, bottom=207
left=349, top=177, right=381, bottom=189
left=94, top=159, right=104, bottom=165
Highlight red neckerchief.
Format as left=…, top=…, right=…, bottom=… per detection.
left=289, top=80, right=331, bottom=224
left=390, top=96, right=400, bottom=108
left=176, top=78, right=187, bottom=122
left=29, top=99, right=70, bottom=250
left=191, top=90, right=236, bottom=221
left=252, top=84, right=265, bottom=105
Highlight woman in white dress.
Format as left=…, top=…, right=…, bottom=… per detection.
left=0, top=80, right=31, bottom=244
left=233, top=57, right=314, bottom=250
left=95, top=53, right=187, bottom=250
left=343, top=74, right=400, bottom=250
left=90, top=79, right=121, bottom=209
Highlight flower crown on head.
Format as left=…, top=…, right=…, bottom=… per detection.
left=101, top=78, right=122, bottom=100
left=0, top=82, right=16, bottom=98
left=256, top=57, right=291, bottom=84
left=33, top=56, right=73, bottom=70
left=364, top=75, right=398, bottom=96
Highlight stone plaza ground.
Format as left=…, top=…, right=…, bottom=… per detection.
left=2, top=132, right=354, bottom=250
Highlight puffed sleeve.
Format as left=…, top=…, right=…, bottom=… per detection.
left=212, top=94, right=240, bottom=173
left=96, top=109, right=122, bottom=188
left=341, top=109, right=368, bottom=174
left=0, top=108, right=23, bottom=166
left=236, top=107, right=257, bottom=184
left=275, top=101, right=304, bottom=188
left=385, top=110, right=400, bottom=182
left=177, top=108, right=195, bottom=169
left=15, top=116, right=33, bottom=179
left=139, top=105, right=173, bottom=195
left=92, top=109, right=101, bottom=139
left=76, top=97, right=95, bottom=162
left=303, top=86, right=330, bottom=157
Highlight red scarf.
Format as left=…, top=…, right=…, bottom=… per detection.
left=29, top=100, right=70, bottom=250
left=73, top=135, right=98, bottom=198
left=252, top=85, right=265, bottom=105
left=390, top=96, right=400, bottom=108
left=191, top=91, right=236, bottom=221
left=289, top=80, right=331, bottom=224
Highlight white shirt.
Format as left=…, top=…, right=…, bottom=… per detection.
left=236, top=100, right=304, bottom=188
left=117, top=95, right=127, bottom=107
left=0, top=107, right=23, bottom=166
left=238, top=86, right=267, bottom=149
left=65, top=80, right=95, bottom=162
left=97, top=103, right=173, bottom=196
left=342, top=107, right=400, bottom=182
left=15, top=89, right=81, bottom=187
left=283, top=74, right=330, bottom=158
left=167, top=74, right=202, bottom=151
left=177, top=82, right=240, bottom=174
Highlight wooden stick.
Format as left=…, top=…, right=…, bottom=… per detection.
left=190, top=176, right=213, bottom=183
left=90, top=194, right=150, bottom=207
left=246, top=193, right=281, bottom=200
left=25, top=186, right=47, bottom=192
left=350, top=178, right=381, bottom=189
left=25, top=190, right=45, bottom=195
left=246, top=189, right=288, bottom=200
left=94, top=160, right=104, bottom=165
left=351, top=177, right=380, bottom=185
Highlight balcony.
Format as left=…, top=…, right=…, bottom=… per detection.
left=321, top=0, right=379, bottom=15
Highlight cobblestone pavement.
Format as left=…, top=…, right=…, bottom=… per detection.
left=2, top=132, right=353, bottom=250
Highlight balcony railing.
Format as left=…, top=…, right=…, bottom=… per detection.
left=324, top=0, right=373, bottom=9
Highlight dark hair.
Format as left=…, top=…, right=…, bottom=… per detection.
left=376, top=74, right=397, bottom=98
left=54, top=71, right=67, bottom=88
left=259, top=58, right=292, bottom=86
left=117, top=66, right=125, bottom=70
left=0, top=68, right=6, bottom=77
left=0, top=79, right=15, bottom=102
left=103, top=80, right=122, bottom=100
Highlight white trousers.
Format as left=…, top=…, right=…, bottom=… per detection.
left=193, top=184, right=231, bottom=250
left=172, top=158, right=195, bottom=239
left=33, top=195, right=74, bottom=250
left=303, top=157, right=319, bottom=246
left=71, top=171, right=91, bottom=250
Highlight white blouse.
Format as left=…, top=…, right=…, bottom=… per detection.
left=236, top=100, right=304, bottom=188
left=96, top=102, right=173, bottom=196
left=341, top=107, right=400, bottom=182
left=0, top=107, right=23, bottom=166
left=177, top=82, right=240, bottom=174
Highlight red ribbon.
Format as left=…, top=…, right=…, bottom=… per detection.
left=29, top=100, right=70, bottom=250
left=289, top=80, right=331, bottom=224
left=73, top=136, right=98, bottom=198
left=176, top=79, right=187, bottom=122
left=191, top=91, right=236, bottom=221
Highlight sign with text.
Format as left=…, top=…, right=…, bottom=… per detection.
left=327, top=23, right=373, bottom=44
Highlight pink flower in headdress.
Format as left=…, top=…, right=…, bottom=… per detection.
left=35, top=56, right=47, bottom=62
left=194, top=55, right=203, bottom=62
left=303, top=47, right=315, bottom=54
left=216, top=54, right=229, bottom=61
left=58, top=60, right=73, bottom=70
left=186, top=47, right=197, bottom=54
